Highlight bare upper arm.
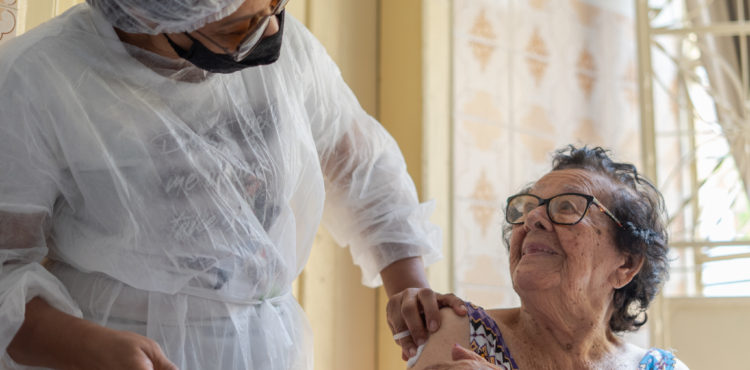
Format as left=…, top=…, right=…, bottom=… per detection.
left=409, top=307, right=471, bottom=370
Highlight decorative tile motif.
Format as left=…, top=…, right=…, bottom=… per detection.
left=459, top=254, right=507, bottom=286
left=470, top=42, right=495, bottom=72
left=519, top=134, right=554, bottom=164
left=521, top=105, right=554, bottom=134
left=470, top=170, right=497, bottom=237
left=471, top=10, right=496, bottom=40
left=615, top=128, right=641, bottom=166
left=525, top=28, right=548, bottom=87
left=459, top=286, right=518, bottom=309
left=529, top=0, right=549, bottom=11
left=453, top=0, right=638, bottom=309
left=462, top=121, right=503, bottom=152
left=469, top=11, right=496, bottom=71
left=0, top=0, right=17, bottom=43
left=576, top=48, right=596, bottom=98
left=520, top=106, right=555, bottom=163
left=574, top=118, right=604, bottom=146
left=571, top=0, right=601, bottom=27
left=462, top=90, right=503, bottom=122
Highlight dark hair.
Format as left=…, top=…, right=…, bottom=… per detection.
left=503, top=145, right=669, bottom=333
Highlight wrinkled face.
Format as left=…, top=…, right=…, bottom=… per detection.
left=508, top=169, right=627, bottom=301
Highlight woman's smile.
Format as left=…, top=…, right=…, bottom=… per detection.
left=521, top=242, right=559, bottom=257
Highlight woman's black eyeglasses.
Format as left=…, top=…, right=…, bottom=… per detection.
left=505, top=192, right=623, bottom=228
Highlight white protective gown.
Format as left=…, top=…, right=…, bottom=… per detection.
left=0, top=4, right=441, bottom=369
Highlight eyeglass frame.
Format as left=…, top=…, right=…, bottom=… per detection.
left=505, top=192, right=623, bottom=228
left=194, top=0, right=290, bottom=61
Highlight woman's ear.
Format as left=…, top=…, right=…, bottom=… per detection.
left=612, top=254, right=645, bottom=289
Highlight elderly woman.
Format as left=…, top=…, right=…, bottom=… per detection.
left=399, top=146, right=688, bottom=369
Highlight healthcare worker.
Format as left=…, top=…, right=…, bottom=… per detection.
left=0, top=0, right=461, bottom=369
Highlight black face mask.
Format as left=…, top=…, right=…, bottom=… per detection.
left=165, top=11, right=285, bottom=74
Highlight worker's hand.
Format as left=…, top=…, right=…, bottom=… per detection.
left=386, top=288, right=466, bottom=361
left=423, top=344, right=504, bottom=370
left=8, top=297, right=178, bottom=370
left=80, top=326, right=178, bottom=370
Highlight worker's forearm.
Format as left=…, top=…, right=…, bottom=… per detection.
left=7, top=297, right=91, bottom=368
left=380, top=256, right=430, bottom=297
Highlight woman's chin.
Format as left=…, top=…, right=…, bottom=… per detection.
left=512, top=267, right=559, bottom=292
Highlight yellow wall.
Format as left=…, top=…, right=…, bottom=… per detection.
left=293, top=2, right=380, bottom=370
left=22, top=0, right=83, bottom=32
left=299, top=1, right=453, bottom=369
left=663, top=297, right=750, bottom=370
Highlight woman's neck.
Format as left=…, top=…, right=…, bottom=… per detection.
left=507, top=293, right=623, bottom=368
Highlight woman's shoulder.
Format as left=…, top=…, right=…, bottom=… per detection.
left=625, top=343, right=690, bottom=370
left=470, top=305, right=519, bottom=367
left=410, top=302, right=519, bottom=369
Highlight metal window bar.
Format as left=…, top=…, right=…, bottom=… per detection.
left=638, top=0, right=750, bottom=299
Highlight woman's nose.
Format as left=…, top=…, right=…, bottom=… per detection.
left=523, top=205, right=552, bottom=231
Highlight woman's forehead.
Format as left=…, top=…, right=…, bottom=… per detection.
left=531, top=168, right=616, bottom=196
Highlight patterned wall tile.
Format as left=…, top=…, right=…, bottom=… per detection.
left=454, top=35, right=505, bottom=91
left=459, top=285, right=519, bottom=309
left=454, top=1, right=505, bottom=73
left=573, top=118, right=605, bottom=147
left=470, top=10, right=496, bottom=40
left=469, top=170, right=498, bottom=236
left=454, top=0, right=509, bottom=43
left=453, top=0, right=640, bottom=312
left=460, top=90, right=504, bottom=124
left=456, top=89, right=505, bottom=153
left=614, top=128, right=641, bottom=167
left=576, top=47, right=596, bottom=99
left=461, top=120, right=503, bottom=152
left=455, top=247, right=517, bottom=309
left=528, top=0, right=549, bottom=11
left=525, top=27, right=549, bottom=87
left=458, top=253, right=509, bottom=286
left=452, top=199, right=503, bottom=269
left=520, top=105, right=555, bottom=137
left=0, top=0, right=18, bottom=44
left=517, top=131, right=555, bottom=168
left=453, top=130, right=510, bottom=200
left=570, top=0, right=602, bottom=27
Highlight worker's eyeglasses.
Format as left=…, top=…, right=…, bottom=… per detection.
left=196, top=0, right=289, bottom=61
left=505, top=192, right=623, bottom=228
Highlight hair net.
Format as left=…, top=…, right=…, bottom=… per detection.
left=86, top=0, right=246, bottom=34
